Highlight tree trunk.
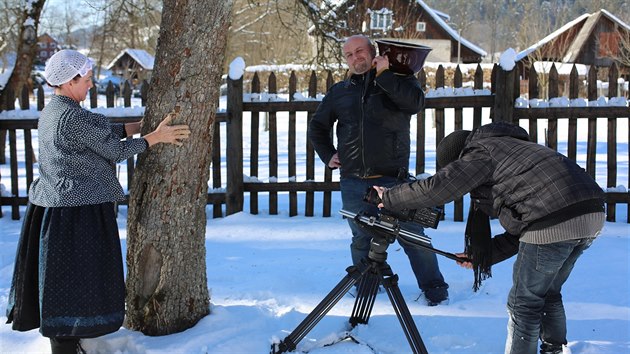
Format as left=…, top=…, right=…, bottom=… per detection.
left=0, top=0, right=45, bottom=164
left=125, top=0, right=233, bottom=336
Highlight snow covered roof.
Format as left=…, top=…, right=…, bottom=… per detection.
left=310, top=0, right=486, bottom=57
left=106, top=48, right=155, bottom=70
left=516, top=9, right=630, bottom=63
left=414, top=0, right=486, bottom=57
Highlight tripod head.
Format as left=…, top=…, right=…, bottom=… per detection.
left=367, top=227, right=395, bottom=263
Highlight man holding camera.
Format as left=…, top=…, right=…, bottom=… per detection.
left=373, top=121, right=605, bottom=354
left=307, top=34, right=449, bottom=306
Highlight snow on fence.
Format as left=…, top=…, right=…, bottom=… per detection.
left=1, top=63, right=628, bottom=222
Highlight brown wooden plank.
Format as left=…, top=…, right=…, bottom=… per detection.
left=305, top=71, right=318, bottom=217
left=212, top=121, right=223, bottom=218
left=268, top=73, right=278, bottom=215
left=24, top=129, right=34, bottom=190
left=8, top=129, right=19, bottom=219
left=288, top=72, right=298, bottom=217
left=607, top=117, right=617, bottom=189
left=586, top=117, right=597, bottom=178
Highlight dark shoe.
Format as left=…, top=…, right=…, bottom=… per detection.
left=421, top=285, right=449, bottom=306
left=50, top=338, right=82, bottom=354
left=414, top=292, right=449, bottom=306
left=540, top=341, right=564, bottom=354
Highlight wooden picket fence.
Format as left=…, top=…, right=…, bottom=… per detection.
left=1, top=63, right=628, bottom=223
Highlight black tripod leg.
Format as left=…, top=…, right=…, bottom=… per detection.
left=271, top=265, right=365, bottom=354
left=349, top=265, right=380, bottom=327
left=378, top=264, right=429, bottom=354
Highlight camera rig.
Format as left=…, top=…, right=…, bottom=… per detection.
left=339, top=209, right=468, bottom=263
left=362, top=185, right=443, bottom=229
left=271, top=208, right=469, bottom=354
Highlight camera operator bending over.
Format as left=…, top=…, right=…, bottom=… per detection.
left=308, top=34, right=449, bottom=306
left=373, top=121, right=605, bottom=354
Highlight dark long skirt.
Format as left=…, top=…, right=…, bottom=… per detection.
left=6, top=202, right=125, bottom=338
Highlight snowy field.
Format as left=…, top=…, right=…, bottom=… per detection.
left=0, top=92, right=628, bottom=353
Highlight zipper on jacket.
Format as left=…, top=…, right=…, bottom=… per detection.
left=360, top=71, right=371, bottom=178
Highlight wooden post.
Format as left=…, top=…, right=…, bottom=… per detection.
left=249, top=72, right=260, bottom=214
left=140, top=80, right=149, bottom=107
left=586, top=65, right=598, bottom=179
left=123, top=80, right=132, bottom=107
left=305, top=70, right=317, bottom=217
left=547, top=64, right=559, bottom=150
left=492, top=66, right=516, bottom=123
left=288, top=71, right=298, bottom=217
left=567, top=65, right=579, bottom=161
left=226, top=76, right=244, bottom=215
left=268, top=72, right=278, bottom=215
left=37, top=85, right=45, bottom=110
left=90, top=84, right=98, bottom=108
left=453, top=65, right=464, bottom=222
left=528, top=65, right=539, bottom=140
left=606, top=63, right=619, bottom=221
left=416, top=68, right=427, bottom=175
left=322, top=70, right=334, bottom=217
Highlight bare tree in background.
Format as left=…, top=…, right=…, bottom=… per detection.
left=0, top=0, right=26, bottom=65
left=85, top=0, right=161, bottom=77
left=0, top=0, right=45, bottom=103
left=124, top=0, right=233, bottom=336
left=226, top=0, right=312, bottom=68
left=0, top=0, right=45, bottom=164
left=523, top=27, right=578, bottom=99
left=597, top=25, right=630, bottom=79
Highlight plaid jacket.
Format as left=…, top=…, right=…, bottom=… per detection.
left=383, top=122, right=604, bottom=235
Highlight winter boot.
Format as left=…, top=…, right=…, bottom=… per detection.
left=50, top=337, right=82, bottom=354
left=540, top=341, right=564, bottom=354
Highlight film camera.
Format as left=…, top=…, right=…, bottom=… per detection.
left=363, top=187, right=443, bottom=229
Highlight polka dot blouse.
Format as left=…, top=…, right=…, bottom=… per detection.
left=29, top=95, right=148, bottom=207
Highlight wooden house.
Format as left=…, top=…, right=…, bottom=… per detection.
left=35, top=33, right=58, bottom=65
left=516, top=9, right=630, bottom=78
left=314, top=0, right=486, bottom=63
left=106, top=48, right=155, bottom=82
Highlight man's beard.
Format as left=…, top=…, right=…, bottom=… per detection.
left=352, top=60, right=371, bottom=74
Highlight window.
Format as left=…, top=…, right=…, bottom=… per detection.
left=50, top=43, right=57, bottom=49
left=369, top=8, right=393, bottom=31
left=40, top=51, right=47, bottom=58
left=416, top=22, right=426, bottom=32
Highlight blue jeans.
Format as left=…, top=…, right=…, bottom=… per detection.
left=340, top=176, right=448, bottom=301
left=505, top=238, right=596, bottom=354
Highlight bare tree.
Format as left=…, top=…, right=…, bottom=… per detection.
left=522, top=25, right=579, bottom=99
left=0, top=0, right=45, bottom=103
left=124, top=0, right=233, bottom=336
left=85, top=0, right=161, bottom=76
left=0, top=0, right=45, bottom=164
left=225, top=0, right=312, bottom=69
left=598, top=25, right=630, bottom=77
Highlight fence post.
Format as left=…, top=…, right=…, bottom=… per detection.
left=226, top=76, right=244, bottom=215
left=492, top=66, right=516, bottom=123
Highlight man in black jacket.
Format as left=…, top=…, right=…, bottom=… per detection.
left=373, top=121, right=605, bottom=354
left=308, top=34, right=449, bottom=305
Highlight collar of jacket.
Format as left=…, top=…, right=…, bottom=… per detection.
left=345, top=68, right=376, bottom=88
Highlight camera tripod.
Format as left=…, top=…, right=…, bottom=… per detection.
left=270, top=210, right=467, bottom=354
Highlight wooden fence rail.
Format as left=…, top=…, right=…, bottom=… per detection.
left=1, top=63, right=628, bottom=222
